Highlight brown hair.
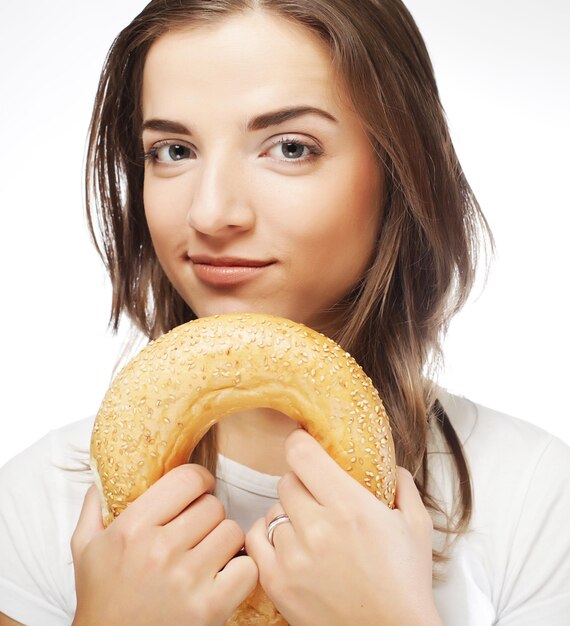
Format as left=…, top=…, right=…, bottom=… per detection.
left=86, top=0, right=493, bottom=577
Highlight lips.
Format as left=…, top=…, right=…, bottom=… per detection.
left=190, top=255, right=273, bottom=267
left=189, top=255, right=275, bottom=287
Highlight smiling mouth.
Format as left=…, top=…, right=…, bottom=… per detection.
left=189, top=256, right=276, bottom=286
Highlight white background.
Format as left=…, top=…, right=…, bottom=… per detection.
left=0, top=1, right=568, bottom=468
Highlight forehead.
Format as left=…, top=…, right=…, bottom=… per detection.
left=142, top=10, right=350, bottom=122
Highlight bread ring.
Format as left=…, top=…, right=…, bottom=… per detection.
left=90, top=313, right=396, bottom=624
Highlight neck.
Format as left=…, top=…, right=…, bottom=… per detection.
left=215, top=408, right=300, bottom=476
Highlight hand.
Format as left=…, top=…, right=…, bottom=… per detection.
left=246, top=429, right=442, bottom=626
left=71, top=465, right=258, bottom=626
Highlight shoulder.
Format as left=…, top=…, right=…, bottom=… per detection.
left=0, top=416, right=94, bottom=501
left=435, top=388, right=569, bottom=514
left=437, top=387, right=569, bottom=474
left=0, top=417, right=94, bottom=621
left=437, top=387, right=567, bottom=453
left=434, top=389, right=570, bottom=621
left=0, top=414, right=94, bottom=543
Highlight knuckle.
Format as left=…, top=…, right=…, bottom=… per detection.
left=220, top=518, right=245, bottom=543
left=241, top=554, right=259, bottom=581
left=397, top=465, right=414, bottom=481
left=265, top=503, right=284, bottom=524
left=260, top=563, right=282, bottom=595
left=188, top=462, right=215, bottom=482
left=169, top=564, right=190, bottom=595
left=332, top=500, right=358, bottom=529
left=185, top=585, right=230, bottom=625
left=206, top=594, right=227, bottom=623
left=185, top=599, right=212, bottom=625
left=200, top=493, right=226, bottom=519
left=410, top=508, right=433, bottom=537
left=303, top=520, right=331, bottom=553
left=284, top=431, right=311, bottom=466
left=173, top=557, right=200, bottom=592
left=210, top=597, right=230, bottom=624
left=277, top=472, right=295, bottom=499
left=282, top=546, right=310, bottom=577
left=146, top=533, right=170, bottom=569
left=110, top=516, right=144, bottom=550
left=171, top=464, right=210, bottom=494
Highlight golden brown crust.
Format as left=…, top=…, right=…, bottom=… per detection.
left=90, top=313, right=396, bottom=624
left=225, top=584, right=288, bottom=625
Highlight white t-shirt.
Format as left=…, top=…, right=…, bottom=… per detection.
left=0, top=390, right=569, bottom=625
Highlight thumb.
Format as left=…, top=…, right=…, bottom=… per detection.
left=71, top=484, right=105, bottom=560
left=394, top=466, right=433, bottom=530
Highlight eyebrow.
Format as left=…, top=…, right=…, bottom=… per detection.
left=141, top=106, right=338, bottom=137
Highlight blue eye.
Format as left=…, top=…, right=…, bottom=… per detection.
left=144, top=141, right=193, bottom=164
left=266, top=136, right=323, bottom=165
left=143, top=136, right=324, bottom=167
left=281, top=142, right=308, bottom=159
left=164, top=144, right=191, bottom=161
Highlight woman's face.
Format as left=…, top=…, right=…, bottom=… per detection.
left=142, top=10, right=383, bottom=330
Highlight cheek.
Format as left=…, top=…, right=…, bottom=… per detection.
left=339, top=156, right=382, bottom=242
left=305, top=161, right=382, bottom=289
left=270, top=161, right=381, bottom=258
left=143, top=176, right=188, bottom=246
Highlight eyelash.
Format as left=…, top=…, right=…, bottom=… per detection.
left=143, top=135, right=324, bottom=167
left=265, top=136, right=324, bottom=165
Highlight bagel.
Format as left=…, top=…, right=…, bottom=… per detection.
left=90, top=313, right=396, bottom=624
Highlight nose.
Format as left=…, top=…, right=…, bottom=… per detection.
left=186, top=153, right=255, bottom=236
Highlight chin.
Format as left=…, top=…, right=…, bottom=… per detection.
left=191, top=300, right=278, bottom=319
left=189, top=298, right=315, bottom=326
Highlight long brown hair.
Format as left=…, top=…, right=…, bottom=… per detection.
left=86, top=0, right=493, bottom=577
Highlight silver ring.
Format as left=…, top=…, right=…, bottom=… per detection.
left=266, top=513, right=291, bottom=547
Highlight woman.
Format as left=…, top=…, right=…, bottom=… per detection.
left=1, top=1, right=568, bottom=624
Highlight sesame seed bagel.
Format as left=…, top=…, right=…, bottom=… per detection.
left=90, top=313, right=396, bottom=624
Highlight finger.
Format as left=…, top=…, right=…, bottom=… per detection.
left=163, top=493, right=226, bottom=551
left=277, top=471, right=321, bottom=526
left=187, top=519, right=246, bottom=577
left=394, top=466, right=431, bottom=527
left=71, top=484, right=105, bottom=560
left=245, top=517, right=278, bottom=572
left=284, top=428, right=362, bottom=507
left=120, top=464, right=215, bottom=528
left=263, top=502, right=296, bottom=550
left=214, top=555, right=258, bottom=612
left=264, top=502, right=286, bottom=524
